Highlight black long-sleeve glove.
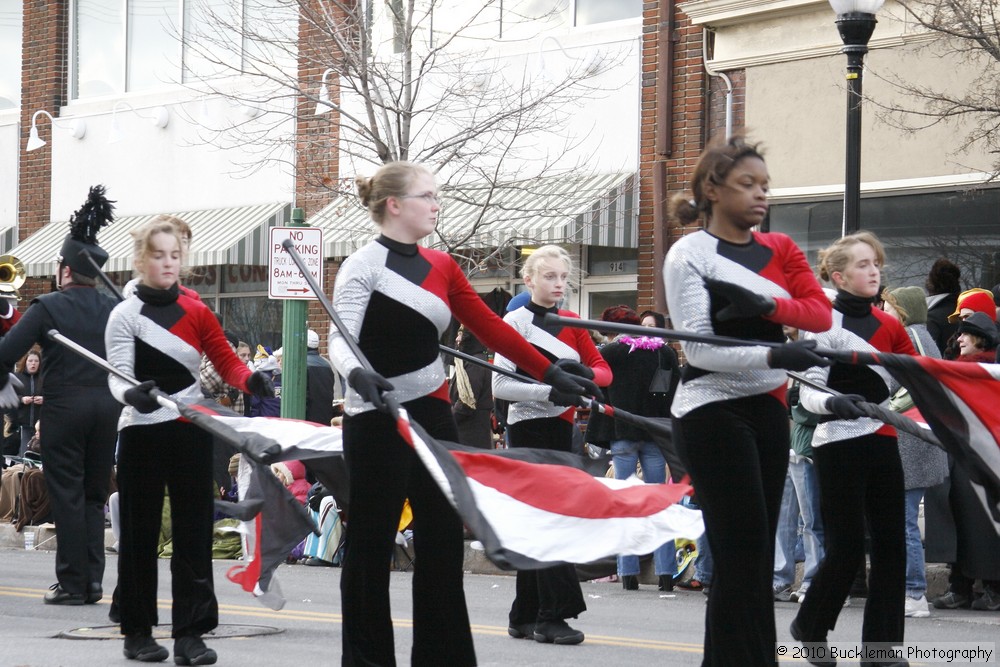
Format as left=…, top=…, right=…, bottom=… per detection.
left=768, top=339, right=830, bottom=372
left=705, top=278, right=776, bottom=321
left=548, top=388, right=585, bottom=408
left=348, top=367, right=395, bottom=413
left=124, top=380, right=161, bottom=414
left=543, top=360, right=602, bottom=403
left=826, top=394, right=867, bottom=420
left=247, top=371, right=276, bottom=398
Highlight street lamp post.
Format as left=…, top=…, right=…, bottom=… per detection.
left=829, top=0, right=884, bottom=236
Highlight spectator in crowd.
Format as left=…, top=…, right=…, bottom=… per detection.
left=236, top=342, right=252, bottom=367
left=105, top=216, right=274, bottom=664
left=449, top=326, right=494, bottom=448
left=924, top=259, right=961, bottom=356
left=639, top=309, right=667, bottom=329
left=664, top=136, right=831, bottom=666
left=926, top=312, right=1000, bottom=613
left=882, top=286, right=948, bottom=618
left=200, top=330, right=244, bottom=493
left=14, top=349, right=43, bottom=456
left=588, top=305, right=679, bottom=592
left=249, top=353, right=282, bottom=418
left=493, top=244, right=612, bottom=646
left=773, top=328, right=825, bottom=606
left=943, top=288, right=996, bottom=359
left=792, top=231, right=915, bottom=665
left=305, top=329, right=336, bottom=427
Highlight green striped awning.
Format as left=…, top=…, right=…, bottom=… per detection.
left=311, top=172, right=637, bottom=258
left=14, top=203, right=291, bottom=277
left=0, top=226, right=15, bottom=255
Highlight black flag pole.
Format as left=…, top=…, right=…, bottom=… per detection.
left=438, top=343, right=672, bottom=441
left=544, top=313, right=939, bottom=447
left=79, top=248, right=125, bottom=301
left=45, top=329, right=281, bottom=464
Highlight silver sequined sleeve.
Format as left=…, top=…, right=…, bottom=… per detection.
left=664, top=231, right=790, bottom=418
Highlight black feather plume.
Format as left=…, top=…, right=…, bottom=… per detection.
left=68, top=185, right=116, bottom=244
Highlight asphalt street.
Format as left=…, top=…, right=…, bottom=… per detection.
left=1, top=548, right=997, bottom=666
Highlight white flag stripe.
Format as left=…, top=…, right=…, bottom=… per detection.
left=467, top=478, right=704, bottom=563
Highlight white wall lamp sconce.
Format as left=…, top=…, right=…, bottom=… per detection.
left=315, top=68, right=335, bottom=115
left=25, top=109, right=88, bottom=151
left=109, top=101, right=170, bottom=144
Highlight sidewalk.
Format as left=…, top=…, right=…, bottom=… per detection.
left=0, top=522, right=949, bottom=598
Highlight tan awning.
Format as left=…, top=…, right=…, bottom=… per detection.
left=310, top=172, right=637, bottom=258
left=14, top=203, right=291, bottom=277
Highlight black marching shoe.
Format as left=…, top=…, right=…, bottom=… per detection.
left=658, top=575, right=674, bottom=592
left=43, top=583, right=86, bottom=606
left=507, top=622, right=536, bottom=639
left=86, top=582, right=103, bottom=604
left=533, top=619, right=585, bottom=645
left=621, top=575, right=639, bottom=590
left=173, top=635, right=217, bottom=666
left=123, top=634, right=169, bottom=662
left=789, top=618, right=836, bottom=667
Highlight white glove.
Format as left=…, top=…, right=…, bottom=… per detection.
left=0, top=373, right=24, bottom=410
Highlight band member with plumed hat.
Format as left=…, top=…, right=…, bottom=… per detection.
left=0, top=185, right=122, bottom=605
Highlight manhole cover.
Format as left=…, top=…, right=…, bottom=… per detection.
left=58, top=624, right=283, bottom=640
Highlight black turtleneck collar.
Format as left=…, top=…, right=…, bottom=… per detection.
left=377, top=234, right=419, bottom=257
left=525, top=300, right=561, bottom=334
left=834, top=289, right=874, bottom=318
left=136, top=282, right=180, bottom=306
left=525, top=300, right=557, bottom=317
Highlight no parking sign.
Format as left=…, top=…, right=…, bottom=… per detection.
left=268, top=226, right=324, bottom=299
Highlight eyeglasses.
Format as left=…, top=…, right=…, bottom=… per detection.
left=398, top=192, right=441, bottom=204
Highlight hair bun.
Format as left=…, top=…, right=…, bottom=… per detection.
left=355, top=176, right=373, bottom=208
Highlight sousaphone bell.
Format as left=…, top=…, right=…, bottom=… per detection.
left=0, top=254, right=26, bottom=301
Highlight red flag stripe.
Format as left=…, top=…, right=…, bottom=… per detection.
left=455, top=450, right=690, bottom=519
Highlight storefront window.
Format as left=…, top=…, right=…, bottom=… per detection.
left=769, top=188, right=1000, bottom=290
left=221, top=295, right=283, bottom=351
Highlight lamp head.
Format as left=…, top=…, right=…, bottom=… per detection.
left=26, top=125, right=46, bottom=151
left=828, top=0, right=884, bottom=14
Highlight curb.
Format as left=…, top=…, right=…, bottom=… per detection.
left=0, top=523, right=950, bottom=598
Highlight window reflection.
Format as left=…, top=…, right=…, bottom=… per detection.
left=75, top=0, right=125, bottom=98
left=0, top=5, right=22, bottom=109
left=574, top=0, right=641, bottom=26
left=127, top=0, right=180, bottom=91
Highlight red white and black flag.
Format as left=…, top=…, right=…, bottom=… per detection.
left=849, top=352, right=1000, bottom=525
left=194, top=402, right=703, bottom=605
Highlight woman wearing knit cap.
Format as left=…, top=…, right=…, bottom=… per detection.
left=881, top=286, right=947, bottom=618
left=942, top=288, right=998, bottom=359
left=926, top=311, right=1000, bottom=613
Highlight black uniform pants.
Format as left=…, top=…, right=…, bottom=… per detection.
left=674, top=393, right=789, bottom=667
left=507, top=417, right=587, bottom=625
left=795, top=434, right=905, bottom=646
left=341, top=396, right=475, bottom=667
left=40, top=392, right=118, bottom=595
left=117, top=420, right=218, bottom=638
